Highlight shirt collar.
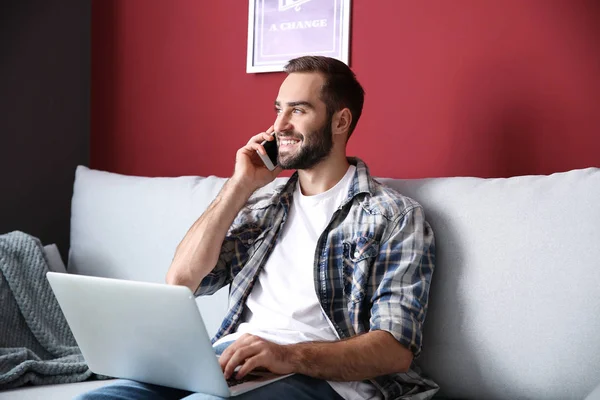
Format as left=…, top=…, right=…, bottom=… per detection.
left=277, top=157, right=374, bottom=208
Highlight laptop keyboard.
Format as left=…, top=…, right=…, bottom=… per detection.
left=226, top=373, right=260, bottom=387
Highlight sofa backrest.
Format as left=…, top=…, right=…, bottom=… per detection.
left=69, top=165, right=600, bottom=400
left=381, top=170, right=600, bottom=400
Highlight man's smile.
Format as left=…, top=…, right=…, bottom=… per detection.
left=278, top=137, right=302, bottom=151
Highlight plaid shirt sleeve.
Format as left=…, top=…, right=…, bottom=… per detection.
left=369, top=205, right=435, bottom=357
left=193, top=234, right=237, bottom=296
left=193, top=210, right=254, bottom=296
left=193, top=191, right=275, bottom=297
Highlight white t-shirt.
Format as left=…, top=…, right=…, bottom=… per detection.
left=215, top=165, right=381, bottom=400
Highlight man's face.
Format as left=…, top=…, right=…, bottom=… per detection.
left=273, top=72, right=333, bottom=170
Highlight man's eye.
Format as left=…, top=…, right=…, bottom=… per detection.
left=292, top=108, right=304, bottom=114
left=275, top=108, right=282, bottom=114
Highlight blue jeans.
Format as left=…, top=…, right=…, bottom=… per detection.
left=74, top=342, right=343, bottom=400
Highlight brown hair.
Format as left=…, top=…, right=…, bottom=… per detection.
left=284, top=56, right=365, bottom=139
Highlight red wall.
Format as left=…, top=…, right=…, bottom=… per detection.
left=91, top=0, right=600, bottom=179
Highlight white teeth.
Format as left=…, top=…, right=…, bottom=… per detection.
left=281, top=140, right=299, bottom=145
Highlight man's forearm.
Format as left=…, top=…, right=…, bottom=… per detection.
left=166, top=178, right=255, bottom=292
left=288, top=330, right=413, bottom=381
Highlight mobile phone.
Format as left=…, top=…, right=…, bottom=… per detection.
left=257, top=133, right=278, bottom=171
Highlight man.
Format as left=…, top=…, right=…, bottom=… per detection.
left=79, top=56, right=438, bottom=399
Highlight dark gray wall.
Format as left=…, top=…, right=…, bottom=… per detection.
left=1, top=0, right=90, bottom=260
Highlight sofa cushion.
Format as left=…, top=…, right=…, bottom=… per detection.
left=68, top=166, right=230, bottom=338
left=0, top=379, right=115, bottom=400
left=381, top=168, right=600, bottom=400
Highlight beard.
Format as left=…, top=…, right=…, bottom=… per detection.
left=277, top=116, right=334, bottom=170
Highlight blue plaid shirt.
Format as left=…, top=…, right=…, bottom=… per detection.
left=196, top=158, right=438, bottom=399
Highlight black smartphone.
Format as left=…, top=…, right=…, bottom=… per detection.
left=257, top=133, right=278, bottom=171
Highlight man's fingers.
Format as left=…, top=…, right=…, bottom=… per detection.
left=218, top=343, right=237, bottom=370
left=238, top=144, right=266, bottom=161
left=221, top=334, right=260, bottom=378
left=247, top=127, right=276, bottom=146
left=252, top=142, right=267, bottom=156
left=262, top=126, right=275, bottom=141
left=224, top=345, right=259, bottom=379
left=235, top=353, right=264, bottom=379
left=262, top=131, right=276, bottom=142
left=218, top=335, right=252, bottom=369
left=244, top=139, right=273, bottom=157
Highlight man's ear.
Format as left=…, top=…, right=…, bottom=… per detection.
left=332, top=108, right=352, bottom=138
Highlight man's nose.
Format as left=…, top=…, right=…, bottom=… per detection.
left=274, top=114, right=292, bottom=133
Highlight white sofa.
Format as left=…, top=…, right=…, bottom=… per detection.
left=2, top=165, right=600, bottom=400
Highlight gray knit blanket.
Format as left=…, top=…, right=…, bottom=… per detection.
left=0, top=231, right=105, bottom=389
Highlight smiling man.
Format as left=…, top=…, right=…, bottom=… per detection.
left=79, top=56, right=438, bottom=400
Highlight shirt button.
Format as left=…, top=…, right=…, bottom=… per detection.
left=354, top=251, right=360, bottom=258
left=247, top=239, right=254, bottom=245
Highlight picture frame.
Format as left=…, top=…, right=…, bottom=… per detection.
left=246, top=0, right=351, bottom=73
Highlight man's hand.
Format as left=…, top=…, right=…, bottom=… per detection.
left=219, top=334, right=297, bottom=379
left=231, top=126, right=283, bottom=193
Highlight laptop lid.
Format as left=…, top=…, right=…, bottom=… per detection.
left=46, top=272, right=233, bottom=397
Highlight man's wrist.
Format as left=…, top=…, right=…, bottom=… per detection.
left=227, top=176, right=258, bottom=198
left=285, top=342, right=311, bottom=376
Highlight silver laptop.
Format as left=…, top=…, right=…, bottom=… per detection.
left=46, top=272, right=291, bottom=397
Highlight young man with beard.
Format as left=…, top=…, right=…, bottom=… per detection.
left=79, top=56, right=437, bottom=400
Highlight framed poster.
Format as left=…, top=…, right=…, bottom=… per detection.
left=246, top=0, right=351, bottom=73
